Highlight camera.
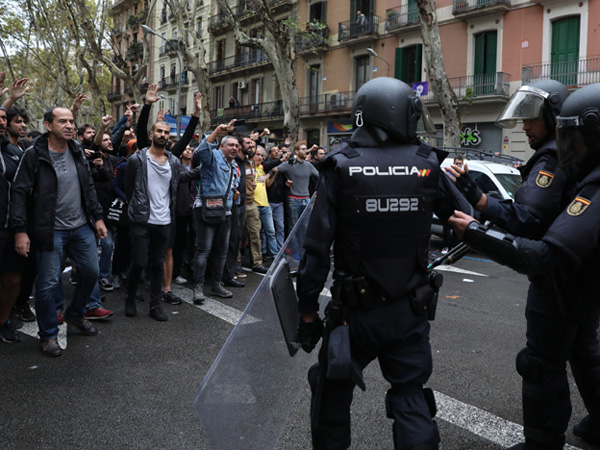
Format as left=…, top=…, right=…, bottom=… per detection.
left=87, top=151, right=102, bottom=161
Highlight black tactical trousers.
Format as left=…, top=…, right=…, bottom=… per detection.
left=517, top=277, right=600, bottom=447
left=309, top=298, right=439, bottom=450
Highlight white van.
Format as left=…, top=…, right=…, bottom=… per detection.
left=432, top=158, right=523, bottom=236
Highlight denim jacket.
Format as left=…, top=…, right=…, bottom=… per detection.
left=194, top=137, right=239, bottom=211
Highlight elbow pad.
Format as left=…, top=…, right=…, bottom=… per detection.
left=463, top=222, right=551, bottom=275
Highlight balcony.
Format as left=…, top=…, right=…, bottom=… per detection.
left=420, top=72, right=511, bottom=103
left=338, top=14, right=379, bottom=43
left=453, top=0, right=511, bottom=17
left=298, top=91, right=355, bottom=116
left=125, top=42, right=144, bottom=61
left=295, top=27, right=330, bottom=54
left=210, top=100, right=285, bottom=123
left=522, top=57, right=600, bottom=88
left=208, top=12, right=231, bottom=34
left=235, top=1, right=259, bottom=22
left=385, top=4, right=419, bottom=31
left=208, top=49, right=269, bottom=76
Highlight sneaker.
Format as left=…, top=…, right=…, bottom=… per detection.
left=234, top=271, right=247, bottom=279
left=40, top=338, right=63, bottom=357
left=252, top=264, right=268, bottom=274
left=99, top=277, right=114, bottom=292
left=69, top=269, right=77, bottom=285
left=57, top=311, right=64, bottom=325
left=174, top=276, right=188, bottom=285
left=441, top=247, right=449, bottom=255
left=150, top=306, right=168, bottom=322
left=193, top=284, right=205, bottom=305
left=163, top=291, right=183, bottom=305
left=574, top=415, right=600, bottom=446
left=84, top=307, right=114, bottom=321
left=0, top=320, right=21, bottom=343
left=63, top=316, right=98, bottom=336
left=111, top=276, right=121, bottom=290
left=210, top=282, right=233, bottom=298
left=125, top=297, right=137, bottom=317
left=16, top=303, right=36, bottom=322
left=224, top=278, right=245, bottom=288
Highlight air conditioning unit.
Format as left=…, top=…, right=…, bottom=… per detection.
left=238, top=81, right=247, bottom=90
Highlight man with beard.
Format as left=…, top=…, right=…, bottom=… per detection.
left=6, top=106, right=30, bottom=151
left=123, top=119, right=188, bottom=321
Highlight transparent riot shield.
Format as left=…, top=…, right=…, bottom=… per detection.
left=194, top=196, right=333, bottom=449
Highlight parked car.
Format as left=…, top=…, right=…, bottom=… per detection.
left=432, top=158, right=523, bottom=236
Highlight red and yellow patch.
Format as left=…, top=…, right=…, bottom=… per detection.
left=418, top=169, right=431, bottom=177
left=567, top=196, right=591, bottom=216
left=535, top=170, right=554, bottom=188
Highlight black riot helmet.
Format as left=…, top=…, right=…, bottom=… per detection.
left=496, top=79, right=570, bottom=137
left=556, top=83, right=600, bottom=170
left=351, top=77, right=435, bottom=144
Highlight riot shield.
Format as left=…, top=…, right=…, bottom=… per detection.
left=194, top=196, right=333, bottom=449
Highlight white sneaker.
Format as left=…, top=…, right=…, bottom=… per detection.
left=193, top=284, right=205, bottom=305
left=174, top=276, right=188, bottom=285
left=441, top=247, right=449, bottom=255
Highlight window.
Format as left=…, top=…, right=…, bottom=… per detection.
left=215, top=86, right=224, bottom=109
left=551, top=16, right=580, bottom=86
left=309, top=65, right=320, bottom=112
left=309, top=1, right=327, bottom=23
left=355, top=55, right=369, bottom=91
left=474, top=30, right=497, bottom=95
left=394, top=44, right=422, bottom=84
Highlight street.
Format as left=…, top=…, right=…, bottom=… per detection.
left=0, top=239, right=596, bottom=450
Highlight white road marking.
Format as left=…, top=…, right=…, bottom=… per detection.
left=170, top=284, right=260, bottom=325
left=435, top=391, right=582, bottom=449
left=19, top=318, right=68, bottom=349
left=433, top=265, right=488, bottom=277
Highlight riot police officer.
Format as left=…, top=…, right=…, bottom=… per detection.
left=295, top=77, right=471, bottom=450
left=450, top=82, right=600, bottom=449
left=447, top=79, right=571, bottom=237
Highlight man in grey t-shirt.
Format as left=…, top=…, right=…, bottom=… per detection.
left=11, top=107, right=107, bottom=357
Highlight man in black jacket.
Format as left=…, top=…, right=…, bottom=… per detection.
left=11, top=107, right=107, bottom=357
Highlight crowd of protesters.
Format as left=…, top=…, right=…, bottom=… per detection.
left=0, top=74, right=326, bottom=356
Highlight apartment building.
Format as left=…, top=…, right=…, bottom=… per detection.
left=109, top=0, right=600, bottom=158
left=109, top=0, right=151, bottom=120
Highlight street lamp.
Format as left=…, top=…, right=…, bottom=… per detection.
left=366, top=47, right=391, bottom=77
left=142, top=24, right=183, bottom=138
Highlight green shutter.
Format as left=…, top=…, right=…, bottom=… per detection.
left=551, top=16, right=580, bottom=85
left=395, top=47, right=406, bottom=81
left=415, top=44, right=422, bottom=82
left=321, top=1, right=327, bottom=22
left=408, top=0, right=418, bottom=23
left=474, top=31, right=497, bottom=94
left=351, top=0, right=357, bottom=18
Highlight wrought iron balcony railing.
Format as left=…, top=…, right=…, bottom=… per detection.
left=298, top=91, right=356, bottom=115
left=295, top=27, right=330, bottom=52
left=210, top=100, right=285, bottom=123
left=419, top=72, right=511, bottom=103
left=385, top=4, right=419, bottom=30
left=208, top=49, right=269, bottom=75
left=522, top=57, right=600, bottom=87
left=453, top=0, right=511, bottom=15
left=338, top=14, right=379, bottom=42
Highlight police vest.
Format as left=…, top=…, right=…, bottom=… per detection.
left=331, top=142, right=441, bottom=300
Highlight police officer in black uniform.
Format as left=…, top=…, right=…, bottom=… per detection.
left=295, top=77, right=471, bottom=450
left=447, top=79, right=571, bottom=237
left=450, top=82, right=600, bottom=450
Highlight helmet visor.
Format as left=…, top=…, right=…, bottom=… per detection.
left=416, top=101, right=436, bottom=135
left=556, top=116, right=590, bottom=169
left=496, top=87, right=548, bottom=128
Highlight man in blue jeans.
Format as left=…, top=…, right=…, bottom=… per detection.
left=192, top=122, right=240, bottom=303
left=11, top=107, right=108, bottom=357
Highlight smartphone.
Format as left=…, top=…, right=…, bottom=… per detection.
left=233, top=118, right=246, bottom=126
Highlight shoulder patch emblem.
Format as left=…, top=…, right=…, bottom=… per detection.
left=535, top=170, right=554, bottom=188
left=567, top=196, right=591, bottom=216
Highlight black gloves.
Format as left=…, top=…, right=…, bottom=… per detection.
left=298, top=316, right=324, bottom=353
left=454, top=171, right=484, bottom=206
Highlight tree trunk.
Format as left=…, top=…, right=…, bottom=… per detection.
left=416, top=0, right=461, bottom=148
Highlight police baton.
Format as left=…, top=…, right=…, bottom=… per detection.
left=428, top=242, right=470, bottom=270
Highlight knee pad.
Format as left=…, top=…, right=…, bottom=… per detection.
left=386, top=384, right=429, bottom=419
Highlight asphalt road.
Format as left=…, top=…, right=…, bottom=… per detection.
left=0, top=239, right=597, bottom=450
